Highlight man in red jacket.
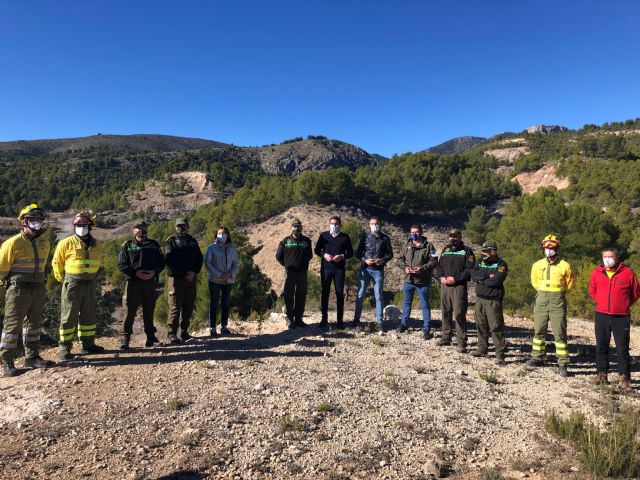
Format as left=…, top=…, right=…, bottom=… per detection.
left=589, top=247, right=640, bottom=391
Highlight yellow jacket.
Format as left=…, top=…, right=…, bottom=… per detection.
left=531, top=257, right=575, bottom=293
left=52, top=234, right=103, bottom=282
left=0, top=232, right=50, bottom=283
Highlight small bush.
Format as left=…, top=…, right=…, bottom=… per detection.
left=482, top=468, right=503, bottom=480
left=167, top=398, right=187, bottom=410
left=278, top=416, right=305, bottom=433
left=372, top=337, right=385, bottom=347
left=479, top=371, right=499, bottom=384
left=317, top=400, right=334, bottom=413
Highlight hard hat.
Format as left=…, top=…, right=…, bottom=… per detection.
left=541, top=234, right=560, bottom=249
left=482, top=241, right=498, bottom=251
left=18, top=204, right=48, bottom=221
left=175, top=217, right=189, bottom=226
left=448, top=228, right=462, bottom=237
left=72, top=211, right=96, bottom=226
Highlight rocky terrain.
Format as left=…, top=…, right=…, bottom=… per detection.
left=0, top=308, right=637, bottom=480
left=512, top=165, right=570, bottom=195
left=423, top=136, right=488, bottom=155
left=525, top=125, right=568, bottom=135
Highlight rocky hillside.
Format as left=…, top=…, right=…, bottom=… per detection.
left=423, top=136, right=488, bottom=154
left=0, top=309, right=636, bottom=479
left=0, top=134, right=227, bottom=154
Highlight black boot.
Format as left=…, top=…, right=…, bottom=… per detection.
left=145, top=333, right=159, bottom=347
left=2, top=361, right=18, bottom=377
left=24, top=355, right=55, bottom=369
left=120, top=335, right=130, bottom=350
left=58, top=344, right=74, bottom=360
left=80, top=344, right=105, bottom=354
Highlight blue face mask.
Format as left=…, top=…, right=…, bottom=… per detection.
left=217, top=234, right=228, bottom=243
left=410, top=233, right=420, bottom=241
left=329, top=224, right=340, bottom=235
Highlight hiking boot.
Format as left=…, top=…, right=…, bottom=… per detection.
left=181, top=331, right=193, bottom=342
left=494, top=356, right=506, bottom=367
left=378, top=323, right=387, bottom=334
left=590, top=372, right=608, bottom=386
left=294, top=320, right=307, bottom=328
left=558, top=365, right=569, bottom=377
left=423, top=329, right=433, bottom=340
left=120, top=335, right=130, bottom=350
left=436, top=338, right=451, bottom=347
left=526, top=358, right=544, bottom=367
left=457, top=345, right=467, bottom=354
left=167, top=334, right=182, bottom=345
left=209, top=328, right=218, bottom=338
left=471, top=349, right=487, bottom=358
left=145, top=334, right=159, bottom=347
left=619, top=374, right=632, bottom=392
left=319, top=319, right=329, bottom=328
left=80, top=344, right=105, bottom=354
left=220, top=326, right=231, bottom=335
left=351, top=319, right=361, bottom=329
left=336, top=321, right=345, bottom=330
left=24, top=355, right=54, bottom=369
left=58, top=344, right=74, bottom=361
left=398, top=324, right=408, bottom=333
left=3, top=362, right=18, bottom=377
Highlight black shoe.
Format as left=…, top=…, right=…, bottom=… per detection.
left=378, top=323, right=387, bottom=334
left=471, top=349, right=487, bottom=358
left=288, top=321, right=297, bottom=330
left=80, top=344, right=105, bottom=354
left=145, top=334, right=159, bottom=347
left=120, top=336, right=130, bottom=350
left=181, top=332, right=193, bottom=342
left=24, top=355, right=55, bottom=369
left=526, top=358, right=544, bottom=367
left=220, top=327, right=230, bottom=335
left=398, top=325, right=408, bottom=333
left=558, top=365, right=569, bottom=377
left=319, top=319, right=328, bottom=328
left=295, top=320, right=307, bottom=328
left=168, top=334, right=182, bottom=345
left=3, top=362, right=18, bottom=377
left=436, top=338, right=451, bottom=347
left=422, top=329, right=433, bottom=340
left=351, top=320, right=361, bottom=329
left=457, top=345, right=467, bottom=354
left=209, top=328, right=218, bottom=338
left=336, top=321, right=346, bottom=330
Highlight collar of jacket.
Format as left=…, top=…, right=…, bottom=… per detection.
left=596, top=262, right=626, bottom=275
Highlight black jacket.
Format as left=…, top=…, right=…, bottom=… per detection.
left=117, top=238, right=165, bottom=281
left=396, top=237, right=438, bottom=285
left=355, top=232, right=393, bottom=270
left=470, top=256, right=508, bottom=300
left=314, top=231, right=354, bottom=271
left=276, top=235, right=313, bottom=272
left=435, top=243, right=475, bottom=286
left=165, top=234, right=203, bottom=278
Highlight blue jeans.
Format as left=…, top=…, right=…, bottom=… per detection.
left=354, top=267, right=384, bottom=323
left=401, top=282, right=431, bottom=330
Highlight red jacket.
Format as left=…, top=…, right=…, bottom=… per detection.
left=589, top=263, right=640, bottom=315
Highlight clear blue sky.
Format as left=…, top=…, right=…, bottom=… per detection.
left=1, top=1, right=639, bottom=156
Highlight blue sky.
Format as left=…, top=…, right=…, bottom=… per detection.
left=1, top=1, right=639, bottom=156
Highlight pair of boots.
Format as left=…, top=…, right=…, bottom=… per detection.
left=591, top=372, right=632, bottom=392
left=3, top=355, right=55, bottom=377
left=119, top=332, right=159, bottom=350
left=58, top=342, right=105, bottom=360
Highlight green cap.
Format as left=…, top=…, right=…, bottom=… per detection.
left=291, top=218, right=302, bottom=227
left=448, top=228, right=462, bottom=237
left=482, top=241, right=497, bottom=250
left=175, top=217, right=189, bottom=226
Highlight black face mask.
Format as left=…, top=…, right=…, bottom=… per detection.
left=137, top=230, right=148, bottom=239
left=176, top=226, right=188, bottom=236
left=450, top=239, right=463, bottom=250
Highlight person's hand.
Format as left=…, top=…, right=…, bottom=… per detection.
left=136, top=270, right=154, bottom=281
left=446, top=276, right=455, bottom=285
left=221, top=272, right=231, bottom=282
left=365, top=259, right=375, bottom=266
left=404, top=267, right=412, bottom=274
left=323, top=253, right=333, bottom=262
left=333, top=254, right=344, bottom=262
left=185, top=271, right=195, bottom=282
left=440, top=277, right=447, bottom=285
left=489, top=274, right=495, bottom=278
left=375, top=258, right=384, bottom=266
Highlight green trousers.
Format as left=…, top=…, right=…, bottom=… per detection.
left=440, top=284, right=468, bottom=346
left=59, top=278, right=97, bottom=348
left=531, top=291, right=569, bottom=365
left=0, top=282, right=45, bottom=363
left=167, top=276, right=197, bottom=336
left=475, top=297, right=506, bottom=357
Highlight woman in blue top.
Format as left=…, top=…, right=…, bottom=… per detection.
left=204, top=226, right=240, bottom=336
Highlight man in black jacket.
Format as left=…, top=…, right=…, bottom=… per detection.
left=397, top=225, right=438, bottom=339
left=469, top=241, right=508, bottom=365
left=276, top=218, right=313, bottom=329
left=117, top=220, right=165, bottom=349
left=435, top=229, right=475, bottom=352
left=353, top=216, right=393, bottom=331
left=165, top=218, right=203, bottom=344
left=314, top=216, right=354, bottom=328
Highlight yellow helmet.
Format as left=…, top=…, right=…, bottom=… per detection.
left=541, top=234, right=560, bottom=249
left=18, top=204, right=48, bottom=221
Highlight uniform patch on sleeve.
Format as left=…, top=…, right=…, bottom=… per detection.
left=498, top=266, right=506, bottom=273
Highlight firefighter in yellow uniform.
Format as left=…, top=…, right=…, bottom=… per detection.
left=52, top=212, right=105, bottom=360
left=0, top=204, right=55, bottom=377
left=527, top=235, right=575, bottom=377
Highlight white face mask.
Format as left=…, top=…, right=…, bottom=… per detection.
left=370, top=224, right=380, bottom=234
left=75, top=226, right=90, bottom=237
left=603, top=257, right=617, bottom=268
left=329, top=224, right=340, bottom=235
left=27, top=220, right=43, bottom=231
left=544, top=248, right=557, bottom=258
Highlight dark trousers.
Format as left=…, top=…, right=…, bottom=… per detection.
left=209, top=282, right=232, bottom=330
left=595, top=311, right=631, bottom=377
left=167, top=276, right=197, bottom=335
left=123, top=280, right=157, bottom=336
left=475, top=297, right=506, bottom=357
left=321, top=268, right=345, bottom=322
left=283, top=269, right=307, bottom=323
left=440, top=284, right=468, bottom=345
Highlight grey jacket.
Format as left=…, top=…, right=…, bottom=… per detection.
left=204, top=241, right=240, bottom=284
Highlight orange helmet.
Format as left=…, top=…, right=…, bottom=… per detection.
left=541, top=234, right=560, bottom=249
left=72, top=211, right=95, bottom=226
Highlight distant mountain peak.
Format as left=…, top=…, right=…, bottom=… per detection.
left=525, top=125, right=568, bottom=135
left=423, top=136, right=488, bottom=155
